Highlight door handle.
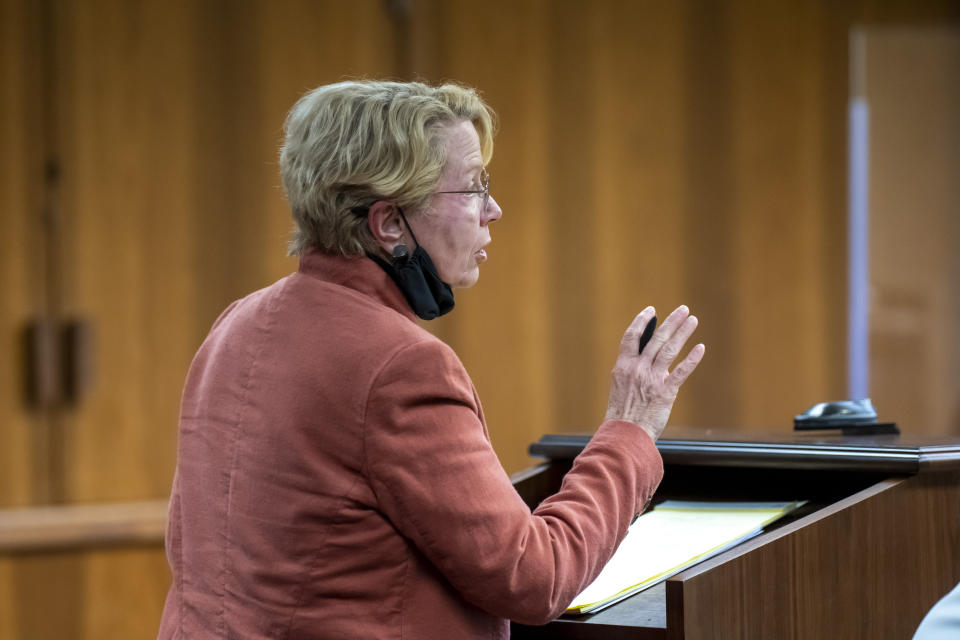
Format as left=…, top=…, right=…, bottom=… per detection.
left=23, top=317, right=93, bottom=409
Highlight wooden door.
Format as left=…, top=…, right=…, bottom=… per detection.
left=1, top=0, right=46, bottom=510
left=0, top=1, right=398, bottom=638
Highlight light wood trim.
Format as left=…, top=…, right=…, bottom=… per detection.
left=0, top=500, right=167, bottom=553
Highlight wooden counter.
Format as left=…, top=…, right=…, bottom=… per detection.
left=511, top=429, right=960, bottom=639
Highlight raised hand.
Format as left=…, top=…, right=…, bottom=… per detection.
left=604, top=305, right=705, bottom=442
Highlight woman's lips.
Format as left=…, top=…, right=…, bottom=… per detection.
left=476, top=248, right=487, bottom=262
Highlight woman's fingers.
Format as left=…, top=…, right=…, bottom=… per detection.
left=617, top=306, right=656, bottom=360
left=653, top=313, right=699, bottom=374
left=605, top=304, right=705, bottom=441
left=640, top=305, right=689, bottom=364
left=667, top=343, right=706, bottom=390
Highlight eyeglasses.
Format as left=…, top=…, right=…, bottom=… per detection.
left=435, top=169, right=490, bottom=212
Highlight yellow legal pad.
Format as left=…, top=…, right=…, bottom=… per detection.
left=565, top=500, right=804, bottom=614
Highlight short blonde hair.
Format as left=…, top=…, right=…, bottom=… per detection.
left=279, top=80, right=496, bottom=256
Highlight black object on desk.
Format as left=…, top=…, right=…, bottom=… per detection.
left=793, top=398, right=899, bottom=435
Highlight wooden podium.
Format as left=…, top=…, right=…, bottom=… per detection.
left=510, top=429, right=960, bottom=639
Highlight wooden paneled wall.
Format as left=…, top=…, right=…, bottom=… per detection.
left=866, top=28, right=960, bottom=436
left=1, top=0, right=43, bottom=510
left=1, top=0, right=958, bottom=638
left=2, top=1, right=399, bottom=637
left=416, top=0, right=959, bottom=473
left=51, top=0, right=399, bottom=505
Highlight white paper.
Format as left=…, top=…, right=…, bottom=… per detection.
left=567, top=500, right=801, bottom=613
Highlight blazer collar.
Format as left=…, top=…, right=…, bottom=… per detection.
left=297, top=249, right=418, bottom=323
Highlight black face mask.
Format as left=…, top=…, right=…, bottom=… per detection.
left=366, top=207, right=455, bottom=320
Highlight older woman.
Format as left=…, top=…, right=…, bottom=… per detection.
left=158, top=80, right=704, bottom=639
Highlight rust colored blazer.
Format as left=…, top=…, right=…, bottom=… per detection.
left=158, top=250, right=663, bottom=639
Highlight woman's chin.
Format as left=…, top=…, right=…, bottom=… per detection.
left=450, top=268, right=481, bottom=290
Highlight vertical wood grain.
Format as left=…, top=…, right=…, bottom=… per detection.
left=589, top=2, right=689, bottom=425
left=0, top=0, right=32, bottom=507
left=0, top=547, right=168, bottom=640
left=54, top=0, right=205, bottom=502
left=78, top=549, right=170, bottom=639
left=0, top=0, right=47, bottom=507
left=672, top=472, right=960, bottom=639
left=867, top=28, right=960, bottom=435
left=409, top=0, right=560, bottom=475
left=0, top=561, right=12, bottom=639
left=50, top=0, right=397, bottom=504
left=727, top=1, right=839, bottom=426
left=409, top=0, right=861, bottom=472
left=677, top=1, right=742, bottom=430
left=255, top=0, right=399, bottom=278
left=0, top=2, right=398, bottom=639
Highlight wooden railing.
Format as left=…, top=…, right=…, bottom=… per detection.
left=0, top=500, right=168, bottom=553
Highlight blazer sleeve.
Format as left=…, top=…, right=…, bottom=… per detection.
left=362, top=338, right=663, bottom=624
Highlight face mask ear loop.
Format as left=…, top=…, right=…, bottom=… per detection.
left=395, top=207, right=421, bottom=249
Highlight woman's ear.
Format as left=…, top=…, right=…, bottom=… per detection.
left=367, top=201, right=404, bottom=255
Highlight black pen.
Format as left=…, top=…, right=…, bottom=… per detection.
left=638, top=316, right=657, bottom=354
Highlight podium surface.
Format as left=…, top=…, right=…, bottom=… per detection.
left=511, top=429, right=960, bottom=639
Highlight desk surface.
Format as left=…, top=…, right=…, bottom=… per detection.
left=529, top=428, right=960, bottom=473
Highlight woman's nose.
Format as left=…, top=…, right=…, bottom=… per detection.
left=483, top=196, right=503, bottom=224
